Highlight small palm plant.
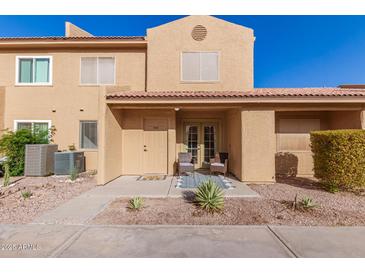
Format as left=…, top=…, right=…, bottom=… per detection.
left=128, top=197, right=144, bottom=211
left=300, top=197, right=317, bottom=209
left=195, top=180, right=224, bottom=212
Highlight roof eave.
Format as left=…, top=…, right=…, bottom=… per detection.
left=0, top=40, right=147, bottom=49
left=106, top=96, right=365, bottom=104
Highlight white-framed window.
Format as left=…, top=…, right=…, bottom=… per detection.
left=14, top=120, right=51, bottom=133
left=181, top=52, right=219, bottom=82
left=80, top=57, right=115, bottom=85
left=15, top=56, right=53, bottom=85
left=80, top=121, right=98, bottom=149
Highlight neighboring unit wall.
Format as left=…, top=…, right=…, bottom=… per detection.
left=0, top=49, right=146, bottom=170
left=275, top=110, right=362, bottom=178
left=328, top=110, right=362, bottom=129
left=241, top=110, right=276, bottom=182
left=147, top=15, right=254, bottom=91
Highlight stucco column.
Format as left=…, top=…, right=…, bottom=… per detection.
left=361, top=110, right=365, bottom=129
left=168, top=110, right=176, bottom=175
left=97, top=88, right=123, bottom=185
left=241, top=110, right=276, bottom=183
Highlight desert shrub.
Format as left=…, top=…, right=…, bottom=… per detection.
left=69, top=168, right=79, bottom=181
left=300, top=197, right=317, bottom=209
left=3, top=162, right=10, bottom=187
left=195, top=180, right=224, bottom=212
left=128, top=197, right=144, bottom=210
left=21, top=190, right=32, bottom=199
left=310, top=129, right=365, bottom=191
left=0, top=127, right=56, bottom=176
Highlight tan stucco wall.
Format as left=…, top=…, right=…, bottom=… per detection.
left=241, top=110, right=276, bottom=182
left=225, top=109, right=242, bottom=180
left=328, top=110, right=362, bottom=129
left=0, top=50, right=146, bottom=170
left=0, top=87, right=5, bottom=133
left=146, top=15, right=254, bottom=91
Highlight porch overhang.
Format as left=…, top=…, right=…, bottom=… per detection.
left=105, top=88, right=365, bottom=105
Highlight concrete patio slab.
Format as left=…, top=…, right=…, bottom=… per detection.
left=270, top=226, right=365, bottom=258
left=0, top=224, right=83, bottom=257
left=58, top=225, right=293, bottom=258
left=100, top=176, right=173, bottom=198
left=168, top=176, right=259, bottom=198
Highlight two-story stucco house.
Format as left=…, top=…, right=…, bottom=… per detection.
left=0, top=15, right=365, bottom=185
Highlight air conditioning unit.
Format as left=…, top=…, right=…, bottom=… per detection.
left=54, top=151, right=85, bottom=175
left=24, top=144, right=58, bottom=176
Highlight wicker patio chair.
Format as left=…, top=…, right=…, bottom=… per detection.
left=210, top=152, right=228, bottom=177
left=178, top=152, right=194, bottom=176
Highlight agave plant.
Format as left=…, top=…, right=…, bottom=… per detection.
left=21, top=191, right=33, bottom=199
left=195, top=180, right=224, bottom=212
left=128, top=197, right=144, bottom=211
left=300, top=197, right=317, bottom=209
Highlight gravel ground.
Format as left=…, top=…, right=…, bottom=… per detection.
left=0, top=172, right=97, bottom=224
left=91, top=177, right=365, bottom=226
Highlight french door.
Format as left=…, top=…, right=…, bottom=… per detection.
left=184, top=122, right=218, bottom=169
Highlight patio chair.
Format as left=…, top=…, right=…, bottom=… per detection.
left=177, top=152, right=194, bottom=176
left=210, top=152, right=228, bottom=177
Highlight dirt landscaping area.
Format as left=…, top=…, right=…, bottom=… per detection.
left=0, top=172, right=97, bottom=224
left=91, top=177, right=365, bottom=226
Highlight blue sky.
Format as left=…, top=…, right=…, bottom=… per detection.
left=0, top=15, right=364, bottom=88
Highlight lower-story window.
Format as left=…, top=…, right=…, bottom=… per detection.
left=14, top=120, right=51, bottom=133
left=80, top=121, right=98, bottom=149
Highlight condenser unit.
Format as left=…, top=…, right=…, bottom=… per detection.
left=54, top=151, right=85, bottom=175
left=24, top=144, right=58, bottom=176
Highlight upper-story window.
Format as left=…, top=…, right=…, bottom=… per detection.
left=80, top=57, right=115, bottom=85
left=16, top=56, right=53, bottom=85
left=181, top=52, right=219, bottom=82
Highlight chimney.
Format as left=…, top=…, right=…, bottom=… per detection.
left=65, top=22, right=93, bottom=37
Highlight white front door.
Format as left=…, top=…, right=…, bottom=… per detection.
left=143, top=118, right=168, bottom=174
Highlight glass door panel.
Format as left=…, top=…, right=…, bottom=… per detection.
left=185, top=125, right=199, bottom=165
left=203, top=125, right=216, bottom=163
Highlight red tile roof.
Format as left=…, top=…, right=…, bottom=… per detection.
left=106, top=88, right=365, bottom=100
left=0, top=36, right=145, bottom=41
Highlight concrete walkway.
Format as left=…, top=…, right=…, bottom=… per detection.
left=32, top=175, right=258, bottom=225
left=1, top=224, right=365, bottom=258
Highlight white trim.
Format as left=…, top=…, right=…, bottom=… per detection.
left=13, top=119, right=52, bottom=131
left=180, top=51, right=220, bottom=83
left=79, top=56, right=116, bottom=86
left=15, top=56, right=53, bottom=86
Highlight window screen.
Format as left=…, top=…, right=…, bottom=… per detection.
left=181, top=52, right=219, bottom=81
left=80, top=57, right=115, bottom=85
left=80, top=121, right=98, bottom=149
left=80, top=57, right=97, bottom=85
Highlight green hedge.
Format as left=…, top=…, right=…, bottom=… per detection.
left=310, top=129, right=365, bottom=191
left=0, top=128, right=52, bottom=176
